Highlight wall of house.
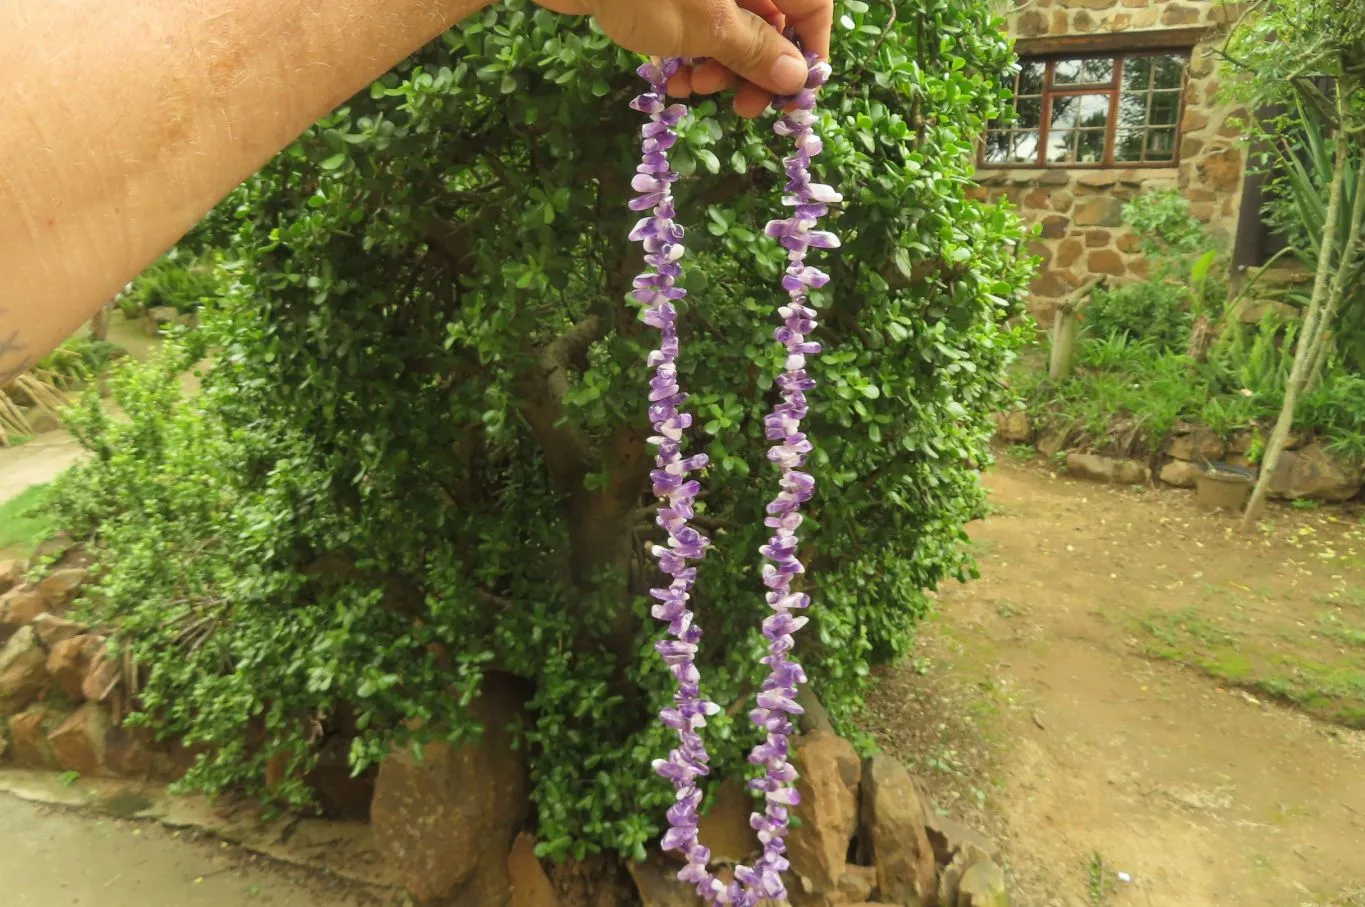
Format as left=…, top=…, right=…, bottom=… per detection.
left=979, top=0, right=1248, bottom=318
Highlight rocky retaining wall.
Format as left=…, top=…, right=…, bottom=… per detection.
left=997, top=410, right=1362, bottom=502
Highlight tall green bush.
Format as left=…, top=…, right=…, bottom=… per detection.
left=53, top=0, right=1031, bottom=859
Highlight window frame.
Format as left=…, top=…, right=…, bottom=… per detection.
left=980, top=48, right=1193, bottom=170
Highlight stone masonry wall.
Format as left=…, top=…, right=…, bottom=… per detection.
left=980, top=0, right=1248, bottom=319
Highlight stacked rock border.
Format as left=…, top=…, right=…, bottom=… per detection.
left=996, top=410, right=1363, bottom=503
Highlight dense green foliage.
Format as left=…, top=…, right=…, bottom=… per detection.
left=52, top=0, right=1031, bottom=858
left=1081, top=190, right=1221, bottom=352
left=115, top=247, right=230, bottom=317
left=1223, top=0, right=1365, bottom=368
left=1022, top=183, right=1365, bottom=463
left=1022, top=315, right=1365, bottom=461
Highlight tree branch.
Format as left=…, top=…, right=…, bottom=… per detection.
left=517, top=315, right=607, bottom=490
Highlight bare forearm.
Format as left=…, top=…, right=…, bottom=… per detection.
left=0, top=0, right=488, bottom=381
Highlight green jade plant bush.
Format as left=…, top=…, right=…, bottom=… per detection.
left=51, top=0, right=1033, bottom=862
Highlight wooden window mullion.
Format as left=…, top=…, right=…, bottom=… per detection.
left=979, top=50, right=1190, bottom=169
left=1104, top=56, right=1124, bottom=166
left=1038, top=59, right=1055, bottom=167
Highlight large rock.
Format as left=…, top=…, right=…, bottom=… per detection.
left=8, top=707, right=61, bottom=769
left=626, top=853, right=697, bottom=907
left=1166, top=428, right=1225, bottom=463
left=0, top=585, right=46, bottom=644
left=1268, top=443, right=1362, bottom=502
left=1065, top=453, right=1149, bottom=485
left=923, top=811, right=1003, bottom=869
left=370, top=675, right=530, bottom=905
left=1158, top=459, right=1200, bottom=489
left=507, top=834, right=559, bottom=907
left=837, top=864, right=878, bottom=902
left=27, top=533, right=77, bottom=569
left=37, top=567, right=89, bottom=611
left=859, top=755, right=936, bottom=906
left=994, top=411, right=1032, bottom=444
left=49, top=702, right=109, bottom=776
left=81, top=644, right=122, bottom=703
left=32, top=613, right=87, bottom=648
left=787, top=731, right=862, bottom=892
left=0, top=626, right=48, bottom=716
left=955, top=859, right=1008, bottom=907
left=1035, top=430, right=1069, bottom=458
left=104, top=723, right=160, bottom=778
left=938, top=847, right=986, bottom=907
left=46, top=634, right=104, bottom=700
left=698, top=779, right=759, bottom=864
left=0, top=560, right=23, bottom=596
left=547, top=856, right=636, bottom=907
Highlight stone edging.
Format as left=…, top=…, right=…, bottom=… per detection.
left=995, top=412, right=1363, bottom=503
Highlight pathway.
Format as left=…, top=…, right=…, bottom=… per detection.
left=0, top=793, right=378, bottom=907
left=869, top=464, right=1365, bottom=907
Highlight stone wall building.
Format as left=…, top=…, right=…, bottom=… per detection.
left=979, top=0, right=1264, bottom=317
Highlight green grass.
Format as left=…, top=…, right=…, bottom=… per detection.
left=0, top=483, right=56, bottom=557
left=1135, top=605, right=1365, bottom=729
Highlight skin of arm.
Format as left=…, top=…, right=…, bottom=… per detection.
left=0, top=0, right=830, bottom=383
left=0, top=0, right=487, bottom=383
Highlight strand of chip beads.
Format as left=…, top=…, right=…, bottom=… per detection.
left=627, top=50, right=839, bottom=906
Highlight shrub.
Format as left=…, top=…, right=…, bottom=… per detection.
left=115, top=247, right=229, bottom=317
left=1080, top=189, right=1223, bottom=352
left=1083, top=280, right=1192, bottom=352
left=52, top=0, right=1032, bottom=860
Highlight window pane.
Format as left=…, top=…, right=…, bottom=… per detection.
left=1054, top=57, right=1113, bottom=85
left=1121, top=56, right=1152, bottom=92
left=1012, top=131, right=1041, bottom=163
left=1017, top=97, right=1043, bottom=129
left=1050, top=94, right=1079, bottom=129
left=1114, top=129, right=1145, bottom=162
left=1019, top=61, right=1045, bottom=96
left=1077, top=93, right=1110, bottom=128
left=1152, top=54, right=1185, bottom=90
left=1119, top=92, right=1150, bottom=128
left=1080, top=57, right=1115, bottom=84
left=1077, top=130, right=1106, bottom=163
left=984, top=131, right=1010, bottom=163
left=1046, top=127, right=1077, bottom=163
left=1150, top=91, right=1181, bottom=125
left=1146, top=128, right=1177, bottom=161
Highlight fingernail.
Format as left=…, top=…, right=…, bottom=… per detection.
left=770, top=54, right=806, bottom=93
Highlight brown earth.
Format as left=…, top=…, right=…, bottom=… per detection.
left=866, top=463, right=1365, bottom=907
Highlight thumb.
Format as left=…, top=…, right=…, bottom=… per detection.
left=711, top=7, right=808, bottom=95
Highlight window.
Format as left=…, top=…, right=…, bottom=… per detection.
left=983, top=51, right=1190, bottom=168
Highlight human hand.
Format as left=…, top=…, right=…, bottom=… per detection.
left=535, top=0, right=833, bottom=118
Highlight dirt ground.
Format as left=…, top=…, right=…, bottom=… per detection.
left=0, top=793, right=385, bottom=907
left=866, top=463, right=1365, bottom=907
